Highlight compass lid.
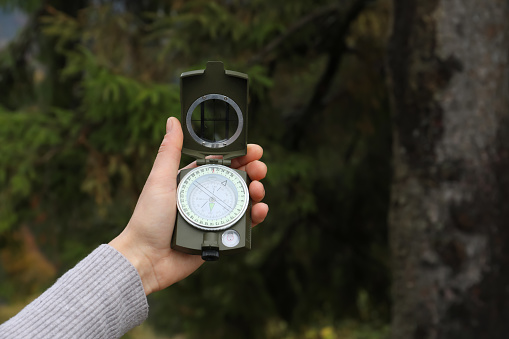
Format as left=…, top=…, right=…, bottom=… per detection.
left=180, top=61, right=249, bottom=160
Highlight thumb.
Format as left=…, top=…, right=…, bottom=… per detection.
left=148, top=117, right=183, bottom=187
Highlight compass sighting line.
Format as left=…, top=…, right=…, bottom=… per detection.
left=192, top=181, right=233, bottom=211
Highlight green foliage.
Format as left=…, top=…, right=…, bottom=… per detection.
left=0, top=0, right=392, bottom=337
left=0, top=0, right=40, bottom=12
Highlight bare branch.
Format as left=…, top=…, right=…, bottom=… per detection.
left=249, top=4, right=340, bottom=65
left=285, top=0, right=370, bottom=149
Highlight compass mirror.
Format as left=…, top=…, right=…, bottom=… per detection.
left=186, top=94, right=243, bottom=149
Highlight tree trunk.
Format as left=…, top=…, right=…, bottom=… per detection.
left=387, top=1, right=509, bottom=338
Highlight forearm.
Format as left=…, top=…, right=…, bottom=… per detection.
left=0, top=245, right=148, bottom=339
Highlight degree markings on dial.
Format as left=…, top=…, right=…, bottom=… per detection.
left=177, top=165, right=249, bottom=229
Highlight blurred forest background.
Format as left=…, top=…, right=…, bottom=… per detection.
left=1, top=0, right=508, bottom=338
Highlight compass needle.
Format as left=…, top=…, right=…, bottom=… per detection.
left=192, top=181, right=233, bottom=211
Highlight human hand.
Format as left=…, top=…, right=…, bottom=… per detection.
left=109, top=117, right=268, bottom=295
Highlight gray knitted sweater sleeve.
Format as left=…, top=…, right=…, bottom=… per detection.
left=0, top=244, right=149, bottom=339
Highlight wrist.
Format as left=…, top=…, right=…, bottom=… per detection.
left=109, top=233, right=158, bottom=295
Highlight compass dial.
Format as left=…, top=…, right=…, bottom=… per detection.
left=177, top=164, right=249, bottom=231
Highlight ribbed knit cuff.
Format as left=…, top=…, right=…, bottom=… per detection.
left=0, top=244, right=149, bottom=339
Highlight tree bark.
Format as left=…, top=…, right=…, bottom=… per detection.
left=387, top=0, right=509, bottom=338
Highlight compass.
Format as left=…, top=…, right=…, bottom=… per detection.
left=171, top=61, right=251, bottom=261
left=177, top=164, right=249, bottom=231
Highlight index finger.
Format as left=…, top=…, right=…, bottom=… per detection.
left=231, top=144, right=263, bottom=169
left=181, top=144, right=263, bottom=171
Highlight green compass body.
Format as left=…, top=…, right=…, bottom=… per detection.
left=171, top=61, right=251, bottom=261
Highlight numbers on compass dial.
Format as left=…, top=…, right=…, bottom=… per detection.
left=177, top=165, right=249, bottom=230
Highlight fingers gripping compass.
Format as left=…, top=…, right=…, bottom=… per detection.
left=171, top=61, right=251, bottom=261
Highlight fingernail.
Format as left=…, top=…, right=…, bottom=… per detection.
left=166, top=117, right=173, bottom=133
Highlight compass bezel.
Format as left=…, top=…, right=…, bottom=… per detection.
left=176, top=164, right=249, bottom=231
